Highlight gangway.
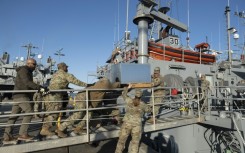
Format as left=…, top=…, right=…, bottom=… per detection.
left=0, top=116, right=202, bottom=152
left=0, top=86, right=245, bottom=153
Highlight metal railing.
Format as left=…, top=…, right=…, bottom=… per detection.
left=2, top=85, right=238, bottom=150
left=0, top=86, right=200, bottom=127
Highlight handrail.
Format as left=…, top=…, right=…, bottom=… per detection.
left=1, top=84, right=245, bottom=147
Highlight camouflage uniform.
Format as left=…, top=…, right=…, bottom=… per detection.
left=58, top=92, right=86, bottom=132
left=40, top=64, right=87, bottom=136
left=115, top=87, right=151, bottom=153
left=58, top=78, right=113, bottom=134
left=148, top=67, right=165, bottom=122
left=33, top=92, right=44, bottom=118
left=200, top=75, right=210, bottom=111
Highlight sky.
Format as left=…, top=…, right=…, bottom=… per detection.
left=0, top=0, right=245, bottom=86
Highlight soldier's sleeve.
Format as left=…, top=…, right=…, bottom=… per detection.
left=143, top=103, right=152, bottom=113
left=151, top=78, right=161, bottom=87
left=122, top=87, right=129, bottom=101
left=207, top=81, right=211, bottom=89
left=66, top=73, right=87, bottom=87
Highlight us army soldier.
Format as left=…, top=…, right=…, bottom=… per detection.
left=147, top=67, right=166, bottom=123
left=55, top=77, right=114, bottom=137
left=115, top=84, right=151, bottom=153
left=40, top=62, right=87, bottom=137
left=200, top=74, right=210, bottom=112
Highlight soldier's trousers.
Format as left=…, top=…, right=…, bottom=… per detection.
left=201, top=90, right=208, bottom=111
left=4, top=97, right=33, bottom=138
left=42, top=94, right=62, bottom=128
left=150, top=94, right=164, bottom=117
left=115, top=122, right=142, bottom=153
left=59, top=102, right=85, bottom=131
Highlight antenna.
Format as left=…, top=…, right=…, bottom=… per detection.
left=125, top=0, right=129, bottom=33
left=21, top=43, right=38, bottom=59
left=125, top=0, right=131, bottom=44
left=186, top=0, right=191, bottom=49
left=225, top=2, right=232, bottom=63
left=117, top=0, right=120, bottom=43
left=54, top=48, right=65, bottom=62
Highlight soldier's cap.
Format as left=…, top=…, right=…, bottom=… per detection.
left=57, top=62, right=68, bottom=68
left=154, top=67, right=160, bottom=73
left=135, top=89, right=143, bottom=98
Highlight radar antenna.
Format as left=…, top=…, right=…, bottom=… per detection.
left=21, top=43, right=38, bottom=59
left=54, top=48, right=65, bottom=62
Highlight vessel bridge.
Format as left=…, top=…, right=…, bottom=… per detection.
left=0, top=86, right=245, bottom=153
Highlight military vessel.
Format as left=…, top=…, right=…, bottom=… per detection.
left=0, top=43, right=56, bottom=101
left=95, top=0, right=245, bottom=152
left=1, top=0, right=245, bottom=153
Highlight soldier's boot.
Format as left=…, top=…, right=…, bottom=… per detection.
left=73, top=126, right=82, bottom=134
left=114, top=116, right=121, bottom=125
left=55, top=129, right=67, bottom=138
left=146, top=117, right=156, bottom=124
left=3, top=133, right=16, bottom=141
left=40, top=126, right=55, bottom=136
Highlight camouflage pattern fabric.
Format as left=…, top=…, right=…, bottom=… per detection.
left=42, top=69, right=86, bottom=128
left=42, top=93, right=63, bottom=128
left=115, top=122, right=142, bottom=153
left=59, top=93, right=86, bottom=131
left=201, top=79, right=210, bottom=109
left=115, top=87, right=151, bottom=153
left=201, top=79, right=210, bottom=92
left=33, top=92, right=43, bottom=112
left=150, top=76, right=165, bottom=116
left=49, top=69, right=87, bottom=92
left=122, top=90, right=151, bottom=126
left=58, top=78, right=113, bottom=131
left=33, top=92, right=44, bottom=118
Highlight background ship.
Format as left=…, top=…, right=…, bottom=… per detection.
left=95, top=0, right=245, bottom=152
left=0, top=43, right=57, bottom=101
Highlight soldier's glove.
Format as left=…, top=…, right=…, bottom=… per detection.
left=39, top=87, right=48, bottom=92
left=39, top=87, right=50, bottom=95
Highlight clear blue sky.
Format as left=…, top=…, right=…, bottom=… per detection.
left=1, top=0, right=245, bottom=85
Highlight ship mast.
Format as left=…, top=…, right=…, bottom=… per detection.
left=54, top=48, right=65, bottom=62
left=124, top=0, right=130, bottom=44
left=22, top=43, right=38, bottom=59
left=225, top=5, right=232, bottom=63
left=235, top=9, right=245, bottom=63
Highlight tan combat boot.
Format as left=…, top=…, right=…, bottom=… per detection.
left=114, top=116, right=121, bottom=125
left=55, top=129, right=67, bottom=138
left=40, top=127, right=55, bottom=136
left=146, top=117, right=156, bottom=124
left=73, top=127, right=82, bottom=134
